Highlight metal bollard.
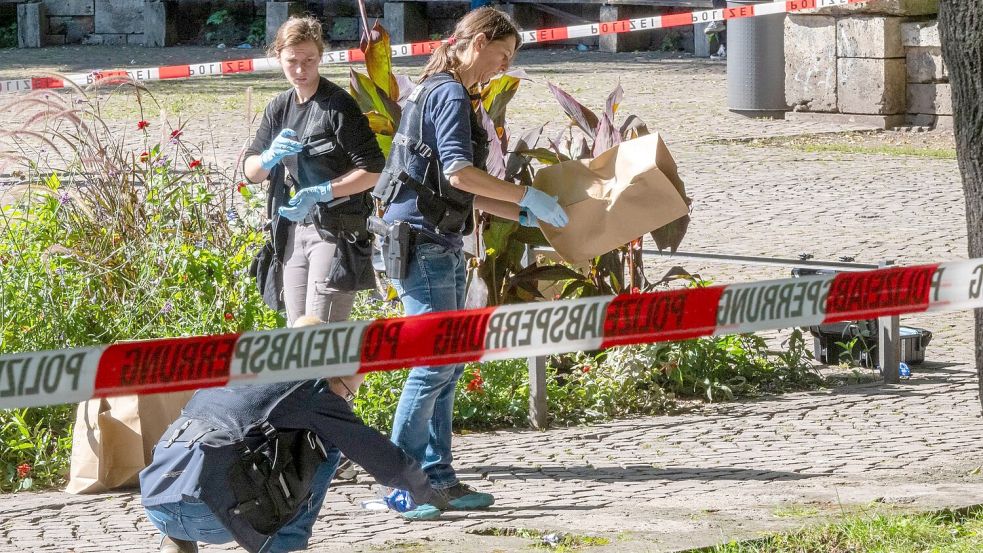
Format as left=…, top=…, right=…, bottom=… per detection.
left=877, top=260, right=901, bottom=383
left=523, top=244, right=549, bottom=429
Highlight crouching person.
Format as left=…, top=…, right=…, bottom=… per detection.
left=139, top=365, right=445, bottom=553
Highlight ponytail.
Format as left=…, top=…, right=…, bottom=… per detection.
left=419, top=7, right=520, bottom=82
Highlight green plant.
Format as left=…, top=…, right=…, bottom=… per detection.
left=0, top=406, right=73, bottom=492
left=202, top=6, right=260, bottom=46
left=0, top=22, right=16, bottom=49
left=475, top=81, right=693, bottom=305
left=206, top=8, right=232, bottom=27
left=0, top=78, right=278, bottom=490
left=660, top=31, right=684, bottom=52
left=246, top=17, right=266, bottom=47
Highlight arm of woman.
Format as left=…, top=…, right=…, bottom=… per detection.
left=328, top=168, right=380, bottom=197
left=243, top=104, right=278, bottom=184
left=427, top=87, right=526, bottom=206
left=327, top=91, right=385, bottom=196
left=473, top=194, right=521, bottom=221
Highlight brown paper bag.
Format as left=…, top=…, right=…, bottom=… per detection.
left=66, top=391, right=194, bottom=494
left=533, top=132, right=689, bottom=263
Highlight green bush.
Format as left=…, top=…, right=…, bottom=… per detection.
left=0, top=83, right=277, bottom=490
left=0, top=22, right=16, bottom=49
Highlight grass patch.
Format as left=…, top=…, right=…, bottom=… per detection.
left=469, top=527, right=611, bottom=550
left=692, top=505, right=983, bottom=552
left=772, top=503, right=822, bottom=519
left=783, top=142, right=956, bottom=160
left=731, top=133, right=957, bottom=160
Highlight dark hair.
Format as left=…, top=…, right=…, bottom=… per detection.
left=420, top=7, right=520, bottom=82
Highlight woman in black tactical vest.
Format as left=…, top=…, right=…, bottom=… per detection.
left=244, top=16, right=384, bottom=328
left=373, top=7, right=570, bottom=519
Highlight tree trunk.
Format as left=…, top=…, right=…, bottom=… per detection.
left=938, top=2, right=983, bottom=411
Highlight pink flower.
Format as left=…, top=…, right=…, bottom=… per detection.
left=224, top=312, right=234, bottom=321
left=170, top=129, right=182, bottom=139
left=16, top=463, right=30, bottom=479
left=189, top=159, right=202, bottom=170
left=582, top=365, right=592, bottom=374
left=236, top=181, right=246, bottom=193
left=137, top=120, right=149, bottom=130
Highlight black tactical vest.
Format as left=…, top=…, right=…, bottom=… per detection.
left=373, top=72, right=488, bottom=236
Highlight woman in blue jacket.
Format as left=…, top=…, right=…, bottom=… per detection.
left=374, top=7, right=569, bottom=518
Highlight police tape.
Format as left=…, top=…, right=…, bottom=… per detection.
left=0, top=0, right=863, bottom=95
left=1, top=257, right=981, bottom=410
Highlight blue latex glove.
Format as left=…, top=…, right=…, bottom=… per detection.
left=518, top=207, right=538, bottom=228
left=259, top=128, right=304, bottom=170
left=518, top=186, right=569, bottom=228
left=384, top=488, right=417, bottom=513
left=277, top=182, right=334, bottom=222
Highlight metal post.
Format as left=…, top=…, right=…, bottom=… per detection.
left=523, top=244, right=549, bottom=429
left=877, top=260, right=901, bottom=383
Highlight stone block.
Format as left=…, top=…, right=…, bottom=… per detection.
left=42, top=0, right=95, bottom=17
left=785, top=110, right=905, bottom=129
left=901, top=20, right=940, bottom=47
left=837, top=57, right=906, bottom=114
left=906, top=47, right=946, bottom=83
left=600, top=5, right=650, bottom=53
left=423, top=2, right=467, bottom=20
left=906, top=113, right=952, bottom=129
left=144, top=1, right=175, bottom=47
left=802, top=0, right=938, bottom=16
left=785, top=15, right=837, bottom=112
left=836, top=16, right=903, bottom=58
left=82, top=33, right=104, bottom=45
left=693, top=22, right=711, bottom=58
left=267, top=2, right=306, bottom=46
left=17, top=3, right=47, bottom=48
left=908, top=83, right=952, bottom=115
left=49, top=16, right=95, bottom=43
left=100, top=33, right=128, bottom=45
left=330, top=17, right=360, bottom=41
left=500, top=2, right=543, bottom=33
left=45, top=34, right=66, bottom=46
left=383, top=2, right=427, bottom=45
left=127, top=33, right=144, bottom=45
left=95, top=0, right=144, bottom=34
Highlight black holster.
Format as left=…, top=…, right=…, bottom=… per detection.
left=368, top=215, right=411, bottom=280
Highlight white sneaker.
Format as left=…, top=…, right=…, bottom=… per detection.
left=711, top=45, right=726, bottom=60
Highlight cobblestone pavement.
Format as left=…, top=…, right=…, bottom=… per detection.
left=1, top=49, right=980, bottom=552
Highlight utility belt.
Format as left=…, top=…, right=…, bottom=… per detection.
left=367, top=216, right=451, bottom=280
left=293, top=192, right=374, bottom=244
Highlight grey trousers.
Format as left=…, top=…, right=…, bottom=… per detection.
left=282, top=223, right=356, bottom=326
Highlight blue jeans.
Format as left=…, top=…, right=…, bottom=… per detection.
left=391, top=242, right=467, bottom=489
left=145, top=450, right=340, bottom=552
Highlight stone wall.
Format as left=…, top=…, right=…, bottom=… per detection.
left=17, top=1, right=387, bottom=47
left=784, top=0, right=947, bottom=129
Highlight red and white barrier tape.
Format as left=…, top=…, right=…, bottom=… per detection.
left=0, top=0, right=862, bottom=95
left=1, top=258, right=981, bottom=410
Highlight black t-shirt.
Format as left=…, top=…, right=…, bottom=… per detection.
left=245, top=77, right=385, bottom=191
